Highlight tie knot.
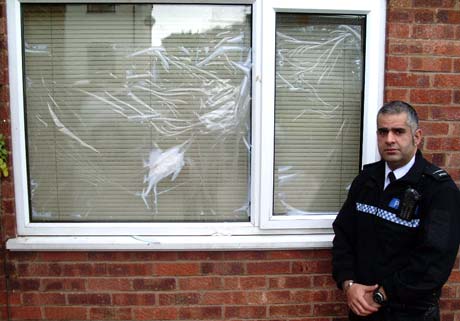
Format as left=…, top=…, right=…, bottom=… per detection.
left=388, top=171, right=396, bottom=183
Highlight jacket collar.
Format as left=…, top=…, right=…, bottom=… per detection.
left=367, top=150, right=427, bottom=189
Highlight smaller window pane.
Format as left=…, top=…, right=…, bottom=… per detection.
left=273, top=14, right=365, bottom=215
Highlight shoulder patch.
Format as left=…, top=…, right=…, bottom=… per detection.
left=424, top=165, right=451, bottom=181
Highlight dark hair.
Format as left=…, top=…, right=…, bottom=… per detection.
left=377, top=100, right=419, bottom=133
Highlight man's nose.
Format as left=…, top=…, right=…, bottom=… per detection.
left=385, top=132, right=396, bottom=144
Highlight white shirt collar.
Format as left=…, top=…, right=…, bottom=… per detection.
left=384, top=154, right=416, bottom=189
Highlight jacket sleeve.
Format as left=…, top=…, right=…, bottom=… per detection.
left=381, top=183, right=460, bottom=302
left=332, top=178, right=359, bottom=289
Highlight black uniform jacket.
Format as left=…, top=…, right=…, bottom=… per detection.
left=332, top=150, right=460, bottom=306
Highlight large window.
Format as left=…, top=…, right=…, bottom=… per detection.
left=7, top=0, right=386, bottom=248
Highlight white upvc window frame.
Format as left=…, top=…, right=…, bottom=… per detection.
left=6, top=0, right=385, bottom=250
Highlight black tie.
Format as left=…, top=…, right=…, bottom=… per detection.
left=388, top=171, right=396, bottom=183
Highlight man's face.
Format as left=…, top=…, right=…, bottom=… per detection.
left=377, top=112, right=422, bottom=170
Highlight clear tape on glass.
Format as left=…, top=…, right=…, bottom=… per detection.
left=273, top=16, right=364, bottom=216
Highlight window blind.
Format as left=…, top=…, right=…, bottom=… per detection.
left=23, top=4, right=252, bottom=222
left=273, top=14, right=365, bottom=215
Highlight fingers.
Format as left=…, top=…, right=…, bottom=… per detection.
left=346, top=283, right=380, bottom=317
left=350, top=296, right=379, bottom=316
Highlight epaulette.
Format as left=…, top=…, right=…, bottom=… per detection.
left=423, top=164, right=451, bottom=181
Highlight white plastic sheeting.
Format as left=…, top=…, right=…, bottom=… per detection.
left=23, top=4, right=252, bottom=222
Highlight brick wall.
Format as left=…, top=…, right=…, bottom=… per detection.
left=386, top=0, right=460, bottom=186
left=0, top=0, right=460, bottom=320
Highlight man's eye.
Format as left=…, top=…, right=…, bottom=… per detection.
left=394, top=129, right=405, bottom=135
left=377, top=129, right=388, bottom=135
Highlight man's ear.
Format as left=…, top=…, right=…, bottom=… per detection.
left=413, top=128, right=422, bottom=146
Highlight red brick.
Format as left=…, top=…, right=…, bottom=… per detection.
left=388, top=0, right=411, bottom=8
left=414, top=0, right=455, bottom=8
left=431, top=107, right=460, bottom=121
left=313, top=275, right=338, bottom=288
left=450, top=123, right=460, bottom=136
left=225, top=306, right=266, bottom=318
left=413, top=25, right=455, bottom=39
left=434, top=74, right=460, bottom=88
left=386, top=73, right=429, bottom=88
left=1, top=180, right=14, bottom=198
left=385, top=89, right=409, bottom=102
left=17, top=263, right=51, bottom=276
left=414, top=9, right=435, bottom=23
left=44, top=307, right=88, bottom=320
left=425, top=137, right=460, bottom=151
left=419, top=121, right=449, bottom=135
left=269, top=276, right=313, bottom=289
left=437, top=10, right=460, bottom=24
left=107, top=263, right=153, bottom=276
left=41, top=278, right=86, bottom=291
left=9, top=279, right=40, bottom=291
left=133, top=278, right=176, bottom=291
left=112, top=293, right=156, bottom=306
left=87, top=278, right=131, bottom=291
left=423, top=153, right=446, bottom=167
left=201, top=291, right=247, bottom=305
left=133, top=307, right=178, bottom=320
left=222, top=251, right=267, bottom=260
left=410, top=57, right=452, bottom=72
left=264, top=290, right=291, bottom=304
left=313, top=303, right=348, bottom=316
left=68, top=293, right=111, bottom=305
left=388, top=9, right=412, bottom=23
left=452, top=153, right=460, bottom=167
left=267, top=250, right=329, bottom=260
left=454, top=90, right=460, bottom=104
left=22, top=293, right=66, bottom=305
left=1, top=214, right=16, bottom=239
left=62, top=263, right=106, bottom=277
left=9, top=306, right=42, bottom=320
left=239, top=276, right=267, bottom=289
left=222, top=276, right=267, bottom=290
left=156, top=263, right=200, bottom=276
left=388, top=23, right=411, bottom=38
left=88, top=252, right=164, bottom=261
left=247, top=262, right=290, bottom=275
left=2, top=199, right=15, bottom=216
left=201, top=262, right=245, bottom=275
left=443, top=285, right=458, bottom=298
left=424, top=41, right=460, bottom=56
left=224, top=279, right=244, bottom=292
left=411, top=90, right=452, bottom=104
left=159, top=292, right=201, bottom=305
left=291, top=260, right=332, bottom=274
left=387, top=56, right=409, bottom=71
left=178, top=251, right=224, bottom=260
left=178, top=277, right=222, bottom=290
left=89, top=307, right=132, bottom=321
left=388, top=41, right=424, bottom=54
left=179, top=306, right=222, bottom=320
left=269, top=304, right=312, bottom=317
left=447, top=168, right=460, bottom=181
left=8, top=293, right=21, bottom=305
left=291, top=290, right=330, bottom=303
left=38, top=252, right=88, bottom=262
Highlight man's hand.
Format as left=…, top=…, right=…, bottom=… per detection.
left=345, top=283, right=380, bottom=316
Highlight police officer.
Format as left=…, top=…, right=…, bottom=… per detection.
left=332, top=101, right=460, bottom=321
